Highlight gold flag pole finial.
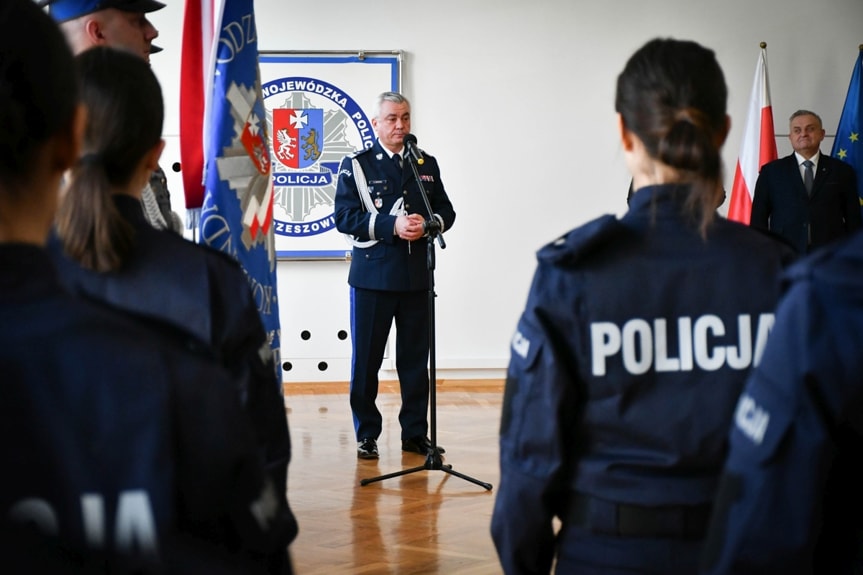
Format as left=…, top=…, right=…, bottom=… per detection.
left=760, top=42, right=767, bottom=49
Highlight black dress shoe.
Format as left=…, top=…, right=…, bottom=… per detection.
left=401, top=436, right=445, bottom=454
left=357, top=438, right=379, bottom=459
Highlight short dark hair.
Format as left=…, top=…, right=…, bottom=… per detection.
left=0, top=0, right=78, bottom=191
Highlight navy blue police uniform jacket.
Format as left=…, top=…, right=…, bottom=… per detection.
left=491, top=185, right=796, bottom=575
left=334, top=139, right=456, bottom=291
left=47, top=196, right=296, bottom=546
left=0, top=244, right=294, bottom=572
left=701, top=230, right=863, bottom=575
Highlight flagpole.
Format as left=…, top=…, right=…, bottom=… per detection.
left=727, top=42, right=777, bottom=224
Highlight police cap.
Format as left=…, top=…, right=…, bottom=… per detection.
left=47, top=0, right=166, bottom=23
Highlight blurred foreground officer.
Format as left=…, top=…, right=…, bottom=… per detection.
left=0, top=1, right=291, bottom=571
left=491, top=38, right=796, bottom=575
left=49, top=46, right=296, bottom=573
left=700, top=234, right=863, bottom=574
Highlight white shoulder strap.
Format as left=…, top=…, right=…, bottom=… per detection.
left=344, top=157, right=404, bottom=248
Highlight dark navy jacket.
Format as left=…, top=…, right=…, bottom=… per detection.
left=492, top=185, right=796, bottom=574
left=48, top=195, right=293, bottom=508
left=701, top=230, right=863, bottom=575
left=750, top=153, right=861, bottom=254
left=334, top=139, right=456, bottom=292
left=0, top=244, right=291, bottom=571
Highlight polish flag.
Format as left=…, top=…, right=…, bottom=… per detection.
left=727, top=44, right=777, bottom=224
left=179, top=0, right=216, bottom=216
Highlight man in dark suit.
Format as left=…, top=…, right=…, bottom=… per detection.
left=750, top=109, right=861, bottom=254
left=335, top=92, right=456, bottom=459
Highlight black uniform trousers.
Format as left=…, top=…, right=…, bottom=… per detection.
left=350, top=286, right=430, bottom=442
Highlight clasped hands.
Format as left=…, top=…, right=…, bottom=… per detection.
left=395, top=213, right=426, bottom=241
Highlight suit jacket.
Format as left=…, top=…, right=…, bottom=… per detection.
left=750, top=152, right=861, bottom=254
left=334, top=139, right=456, bottom=292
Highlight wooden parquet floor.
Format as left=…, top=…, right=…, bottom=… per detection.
left=283, top=382, right=504, bottom=574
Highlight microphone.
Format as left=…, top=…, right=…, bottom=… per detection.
left=403, top=134, right=425, bottom=166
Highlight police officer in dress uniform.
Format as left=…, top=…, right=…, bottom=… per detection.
left=335, top=91, right=456, bottom=459
left=701, top=232, right=863, bottom=574
left=0, top=2, right=292, bottom=570
left=491, top=38, right=796, bottom=575
left=47, top=47, right=296, bottom=573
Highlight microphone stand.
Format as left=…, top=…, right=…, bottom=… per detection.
left=360, top=149, right=492, bottom=491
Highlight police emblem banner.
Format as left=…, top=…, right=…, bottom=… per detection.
left=199, top=0, right=281, bottom=370
left=259, top=51, right=402, bottom=259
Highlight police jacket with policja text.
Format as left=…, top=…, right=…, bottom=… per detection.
left=701, top=229, right=863, bottom=575
left=492, top=184, right=796, bottom=574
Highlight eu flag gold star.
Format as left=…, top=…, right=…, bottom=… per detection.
left=838, top=148, right=848, bottom=160
left=850, top=132, right=859, bottom=143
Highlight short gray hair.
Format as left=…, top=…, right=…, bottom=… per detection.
left=373, top=91, right=410, bottom=119
left=789, top=109, right=822, bottom=127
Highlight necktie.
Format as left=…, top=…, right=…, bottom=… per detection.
left=803, top=160, right=814, bottom=196
left=394, top=153, right=402, bottom=170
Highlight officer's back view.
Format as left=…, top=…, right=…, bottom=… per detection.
left=0, top=1, right=291, bottom=571
left=491, top=38, right=796, bottom=574
left=701, top=192, right=863, bottom=573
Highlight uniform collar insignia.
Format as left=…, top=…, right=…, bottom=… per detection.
left=376, top=153, right=383, bottom=160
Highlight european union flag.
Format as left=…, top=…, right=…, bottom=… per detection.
left=199, top=0, right=281, bottom=377
left=831, top=47, right=863, bottom=210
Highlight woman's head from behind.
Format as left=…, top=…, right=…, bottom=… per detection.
left=57, top=46, right=164, bottom=271
left=0, top=0, right=80, bottom=241
left=75, top=46, right=164, bottom=189
left=616, top=38, right=729, bottom=232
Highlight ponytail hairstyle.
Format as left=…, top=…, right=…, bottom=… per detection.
left=615, top=38, right=728, bottom=236
left=56, top=46, right=164, bottom=272
left=0, top=0, right=78, bottom=195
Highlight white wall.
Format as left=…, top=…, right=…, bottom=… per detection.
left=149, top=0, right=863, bottom=383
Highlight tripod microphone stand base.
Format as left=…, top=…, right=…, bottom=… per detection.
left=359, top=448, right=493, bottom=490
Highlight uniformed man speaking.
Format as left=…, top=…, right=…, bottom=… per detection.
left=334, top=91, right=456, bottom=460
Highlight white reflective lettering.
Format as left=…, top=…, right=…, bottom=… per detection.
left=735, top=394, right=770, bottom=444
left=654, top=318, right=680, bottom=372
left=591, top=322, right=621, bottom=376
left=115, top=491, right=158, bottom=558
left=694, top=315, right=725, bottom=371
left=511, top=330, right=530, bottom=359
left=82, top=494, right=106, bottom=548
left=726, top=315, right=753, bottom=369
left=678, top=316, right=693, bottom=371
left=753, top=313, right=774, bottom=366
left=590, top=313, right=775, bottom=376
left=622, top=319, right=652, bottom=375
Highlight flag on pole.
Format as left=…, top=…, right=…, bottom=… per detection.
left=831, top=45, right=863, bottom=212
left=199, top=0, right=282, bottom=373
left=180, top=0, right=215, bottom=227
left=727, top=43, right=777, bottom=224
